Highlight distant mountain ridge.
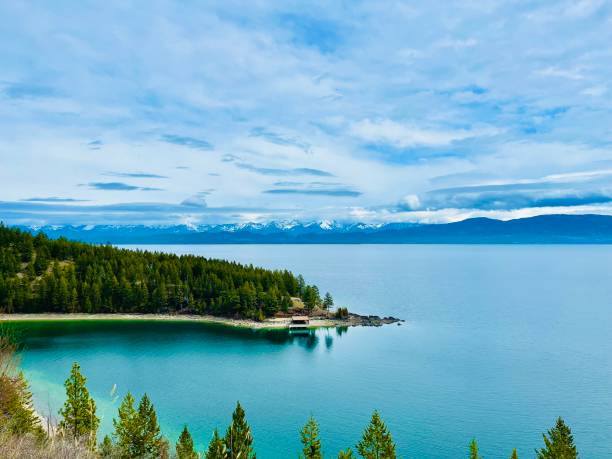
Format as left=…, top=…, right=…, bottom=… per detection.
left=11, top=214, right=612, bottom=244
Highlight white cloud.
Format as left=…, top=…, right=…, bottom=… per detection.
left=350, top=203, right=612, bottom=225
left=526, top=0, right=604, bottom=22
left=2, top=1, right=612, bottom=224
left=180, top=195, right=208, bottom=208
left=350, top=119, right=500, bottom=148
left=535, top=66, right=586, bottom=81
left=399, top=194, right=421, bottom=210
left=435, top=38, right=478, bottom=49
left=581, top=85, right=607, bottom=97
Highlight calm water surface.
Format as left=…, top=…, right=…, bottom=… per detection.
left=10, top=245, right=612, bottom=458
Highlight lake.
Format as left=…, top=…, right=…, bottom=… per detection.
left=9, top=244, right=612, bottom=458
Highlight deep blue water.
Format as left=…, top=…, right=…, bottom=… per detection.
left=11, top=245, right=612, bottom=458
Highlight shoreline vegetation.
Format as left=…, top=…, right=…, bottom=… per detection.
left=0, top=334, right=579, bottom=458
left=0, top=225, right=401, bottom=328
left=0, top=312, right=402, bottom=329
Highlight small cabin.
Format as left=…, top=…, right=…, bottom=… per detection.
left=289, top=315, right=310, bottom=331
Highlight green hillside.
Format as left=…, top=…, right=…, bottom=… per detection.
left=0, top=225, right=322, bottom=319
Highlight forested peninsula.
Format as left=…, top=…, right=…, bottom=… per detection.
left=0, top=225, right=323, bottom=320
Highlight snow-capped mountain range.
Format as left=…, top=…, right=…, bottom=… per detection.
left=13, top=214, right=612, bottom=244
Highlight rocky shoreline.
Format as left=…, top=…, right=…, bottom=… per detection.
left=335, top=312, right=403, bottom=327
left=0, top=312, right=403, bottom=330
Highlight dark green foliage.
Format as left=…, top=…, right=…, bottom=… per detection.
left=303, top=285, right=320, bottom=312
left=300, top=416, right=322, bottom=459
left=206, top=428, right=227, bottom=459
left=356, top=411, right=396, bottom=459
left=338, top=449, right=355, bottom=459
left=113, top=392, right=166, bottom=458
left=58, top=362, right=99, bottom=447
left=0, top=335, right=44, bottom=441
left=113, top=392, right=140, bottom=457
left=322, top=292, right=334, bottom=312
left=335, top=307, right=349, bottom=319
left=138, top=393, right=165, bottom=457
left=510, top=449, right=518, bottom=459
left=224, top=402, right=255, bottom=459
left=0, top=224, right=321, bottom=319
left=469, top=439, right=482, bottom=459
left=0, top=372, right=44, bottom=439
left=536, top=417, right=578, bottom=459
left=176, top=425, right=198, bottom=459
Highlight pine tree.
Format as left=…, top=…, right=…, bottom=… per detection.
left=112, top=392, right=168, bottom=458
left=323, top=292, right=334, bottom=313
left=0, top=224, right=322, bottom=319
left=338, top=448, right=355, bottom=458
left=113, top=392, right=141, bottom=458
left=13, top=372, right=42, bottom=435
left=176, top=425, right=198, bottom=459
left=224, top=401, right=255, bottom=459
left=536, top=417, right=578, bottom=459
left=509, top=449, right=518, bottom=459
left=206, top=428, right=227, bottom=459
left=300, top=416, right=322, bottom=459
left=58, top=362, right=99, bottom=447
left=138, top=393, right=165, bottom=458
left=356, top=411, right=396, bottom=459
left=0, top=371, right=44, bottom=438
left=470, top=439, right=482, bottom=459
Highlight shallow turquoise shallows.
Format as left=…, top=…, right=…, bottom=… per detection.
left=9, top=244, right=612, bottom=458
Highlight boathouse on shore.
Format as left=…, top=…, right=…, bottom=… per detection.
left=289, top=315, right=310, bottom=331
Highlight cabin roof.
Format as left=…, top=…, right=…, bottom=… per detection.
left=291, top=316, right=310, bottom=321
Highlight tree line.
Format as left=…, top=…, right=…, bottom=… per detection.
left=1, top=348, right=580, bottom=458
left=0, top=225, right=327, bottom=319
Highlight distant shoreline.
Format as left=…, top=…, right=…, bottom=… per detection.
left=0, top=313, right=402, bottom=330
left=13, top=214, right=612, bottom=245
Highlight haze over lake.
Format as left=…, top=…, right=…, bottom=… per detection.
left=14, top=244, right=612, bottom=458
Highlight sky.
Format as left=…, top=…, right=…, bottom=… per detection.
left=2, top=0, right=612, bottom=226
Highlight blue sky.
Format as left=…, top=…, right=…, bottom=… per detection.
left=2, top=0, right=612, bottom=225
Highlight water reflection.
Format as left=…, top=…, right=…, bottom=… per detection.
left=336, top=326, right=348, bottom=336
left=3, top=320, right=348, bottom=352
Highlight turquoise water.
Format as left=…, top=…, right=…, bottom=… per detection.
left=9, top=245, right=612, bottom=458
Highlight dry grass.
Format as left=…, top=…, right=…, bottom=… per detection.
left=0, top=333, right=96, bottom=459
left=0, top=431, right=97, bottom=459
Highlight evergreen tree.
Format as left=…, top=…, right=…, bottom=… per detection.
left=58, top=362, right=99, bottom=447
left=470, top=439, right=482, bottom=459
left=0, top=371, right=44, bottom=438
left=224, top=402, right=255, bottom=459
left=300, top=416, right=322, bottom=459
left=21, top=238, right=34, bottom=262
left=509, top=449, right=518, bottom=459
left=1, top=224, right=324, bottom=318
left=322, top=292, right=334, bottom=313
left=536, top=417, right=578, bottom=459
left=356, top=411, right=396, bottom=459
left=138, top=393, right=165, bottom=458
left=113, top=392, right=141, bottom=458
left=303, top=286, right=321, bottom=312
left=338, top=449, right=355, bottom=459
left=206, top=428, right=227, bottom=459
left=176, top=425, right=198, bottom=459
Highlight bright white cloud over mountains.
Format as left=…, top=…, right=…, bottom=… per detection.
left=2, top=1, right=612, bottom=225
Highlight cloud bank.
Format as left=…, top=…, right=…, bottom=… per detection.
left=1, top=1, right=612, bottom=224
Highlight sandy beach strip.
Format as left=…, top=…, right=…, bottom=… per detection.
left=0, top=313, right=363, bottom=330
